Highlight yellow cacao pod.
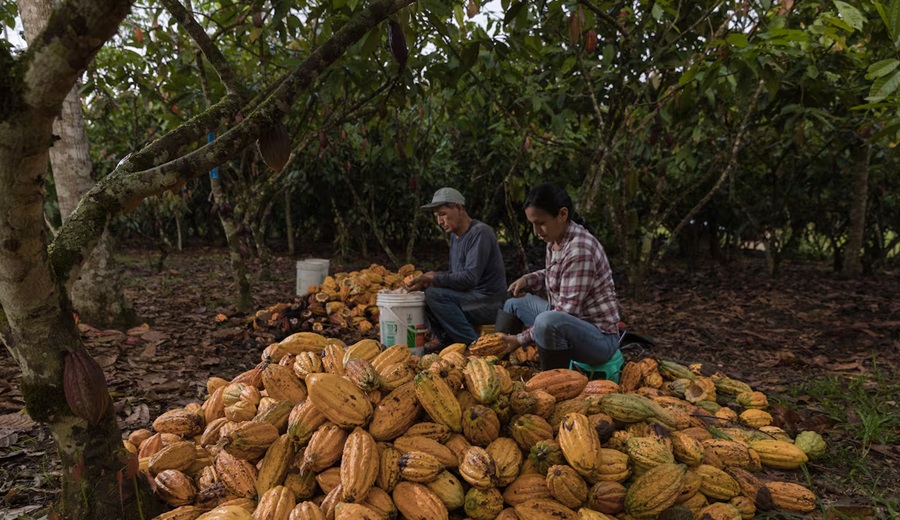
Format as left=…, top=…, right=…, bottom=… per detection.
left=763, top=481, right=817, bottom=513
left=306, top=373, right=373, bottom=429
left=414, top=370, right=463, bottom=433
left=557, top=413, right=603, bottom=481
left=425, top=470, right=466, bottom=511
left=623, top=463, right=687, bottom=518
left=749, top=440, right=809, bottom=469
left=155, top=469, right=198, bottom=507
left=464, top=486, right=504, bottom=520
left=368, top=382, right=421, bottom=441
left=256, top=434, right=297, bottom=496
left=392, top=481, right=449, bottom=520
left=513, top=498, right=577, bottom=519
left=545, top=465, right=588, bottom=509
left=253, top=485, right=295, bottom=520
left=340, top=427, right=378, bottom=503
left=525, top=369, right=588, bottom=401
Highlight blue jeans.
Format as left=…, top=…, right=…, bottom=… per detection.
left=424, top=287, right=505, bottom=345
left=504, top=294, right=618, bottom=365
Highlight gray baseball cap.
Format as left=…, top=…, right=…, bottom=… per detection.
left=421, top=187, right=466, bottom=209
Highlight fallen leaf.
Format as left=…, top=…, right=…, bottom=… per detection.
left=141, top=330, right=168, bottom=343
left=868, top=444, right=899, bottom=460
left=127, top=323, right=151, bottom=336
left=0, top=429, right=18, bottom=448
left=94, top=353, right=119, bottom=369
left=124, top=404, right=150, bottom=427
left=0, top=413, right=35, bottom=431
left=827, top=360, right=862, bottom=371
left=139, top=343, right=157, bottom=359
left=215, top=313, right=229, bottom=323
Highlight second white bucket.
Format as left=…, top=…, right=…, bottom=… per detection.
left=377, top=291, right=427, bottom=357
left=296, top=261, right=322, bottom=295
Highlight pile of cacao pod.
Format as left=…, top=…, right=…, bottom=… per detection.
left=133, top=331, right=826, bottom=520
left=299, top=263, right=422, bottom=334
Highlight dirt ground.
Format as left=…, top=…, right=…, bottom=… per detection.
left=1, top=246, right=898, bottom=518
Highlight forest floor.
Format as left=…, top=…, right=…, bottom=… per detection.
left=1, top=245, right=898, bottom=519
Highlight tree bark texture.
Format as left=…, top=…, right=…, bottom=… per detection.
left=842, top=144, right=870, bottom=278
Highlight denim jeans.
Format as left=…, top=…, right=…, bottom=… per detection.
left=424, top=287, right=505, bottom=345
left=504, top=293, right=618, bottom=365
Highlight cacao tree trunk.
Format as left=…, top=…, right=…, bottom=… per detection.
left=250, top=200, right=275, bottom=281
left=842, top=143, right=870, bottom=278
left=211, top=176, right=254, bottom=313
left=19, top=0, right=137, bottom=329
left=0, top=82, right=161, bottom=520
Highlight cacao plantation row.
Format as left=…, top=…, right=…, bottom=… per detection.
left=134, top=325, right=825, bottom=520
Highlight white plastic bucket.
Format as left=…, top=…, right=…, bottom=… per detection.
left=296, top=261, right=324, bottom=295
left=305, top=258, right=330, bottom=280
left=377, top=292, right=427, bottom=357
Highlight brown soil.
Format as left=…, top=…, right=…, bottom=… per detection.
left=1, top=247, right=897, bottom=518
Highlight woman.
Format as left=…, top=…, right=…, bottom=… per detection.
left=497, top=182, right=621, bottom=371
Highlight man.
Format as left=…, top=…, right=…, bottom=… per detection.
left=407, top=187, right=507, bottom=352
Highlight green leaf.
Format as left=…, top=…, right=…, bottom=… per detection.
left=806, top=64, right=819, bottom=79
left=504, top=1, right=525, bottom=25
left=360, top=25, right=382, bottom=56
left=874, top=1, right=889, bottom=30
left=866, top=58, right=900, bottom=80
left=425, top=11, right=451, bottom=38
left=460, top=41, right=480, bottom=69
left=726, top=33, right=749, bottom=48
left=454, top=4, right=465, bottom=30
left=824, top=14, right=855, bottom=32
left=334, top=0, right=348, bottom=8
left=249, top=26, right=262, bottom=44
left=868, top=69, right=900, bottom=100
left=890, top=0, right=900, bottom=43
left=678, top=66, right=700, bottom=86
left=651, top=4, right=664, bottom=21
left=834, top=1, right=865, bottom=31
left=286, top=15, right=302, bottom=36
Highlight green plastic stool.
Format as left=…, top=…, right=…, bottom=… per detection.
left=569, top=349, right=624, bottom=384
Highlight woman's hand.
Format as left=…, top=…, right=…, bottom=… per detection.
left=497, top=333, right=522, bottom=356
left=507, top=276, right=528, bottom=297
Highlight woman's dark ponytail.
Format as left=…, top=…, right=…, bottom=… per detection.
left=524, top=182, right=595, bottom=235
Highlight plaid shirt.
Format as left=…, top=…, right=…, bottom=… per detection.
left=517, top=221, right=620, bottom=346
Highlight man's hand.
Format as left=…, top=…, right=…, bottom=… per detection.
left=497, top=333, right=522, bottom=356
left=508, top=276, right=528, bottom=297
left=406, top=272, right=436, bottom=291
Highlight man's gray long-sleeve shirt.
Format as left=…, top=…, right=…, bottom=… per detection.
left=433, top=220, right=507, bottom=296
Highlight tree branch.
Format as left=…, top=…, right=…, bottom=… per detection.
left=23, top=0, right=133, bottom=113
left=159, top=0, right=247, bottom=97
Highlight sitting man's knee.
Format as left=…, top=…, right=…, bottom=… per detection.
left=424, top=286, right=448, bottom=304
